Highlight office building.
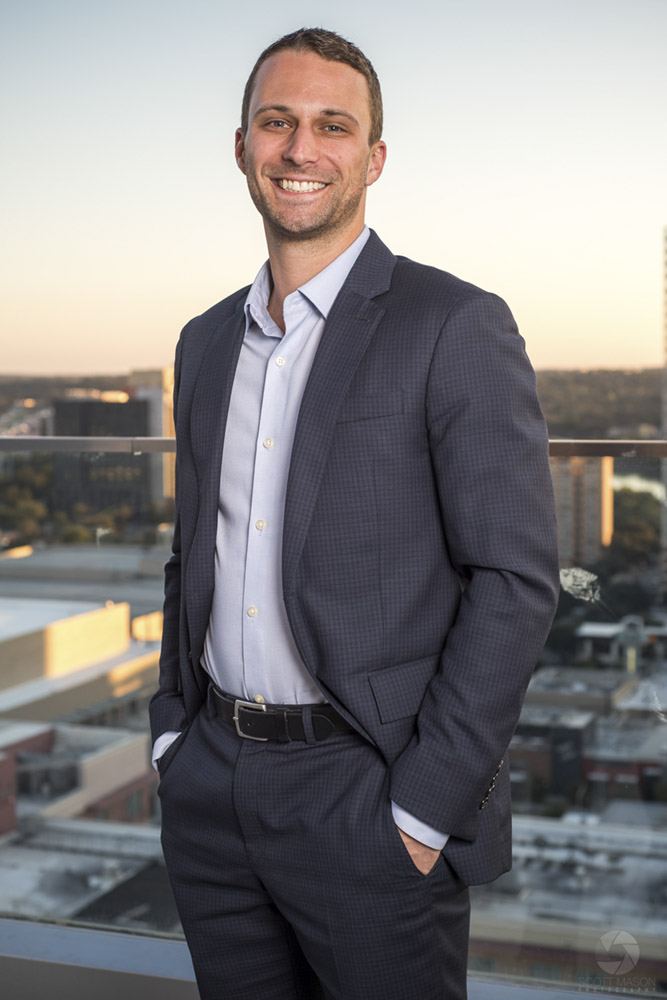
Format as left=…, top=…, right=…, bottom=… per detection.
left=550, top=456, right=614, bottom=567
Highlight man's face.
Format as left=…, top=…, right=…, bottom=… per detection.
left=236, top=50, right=386, bottom=244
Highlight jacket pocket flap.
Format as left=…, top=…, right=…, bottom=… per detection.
left=368, top=654, right=440, bottom=723
left=337, top=390, right=403, bottom=423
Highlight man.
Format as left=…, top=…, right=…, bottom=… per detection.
left=150, top=27, right=560, bottom=1000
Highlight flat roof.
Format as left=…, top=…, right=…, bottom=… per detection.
left=616, top=673, right=667, bottom=712
left=587, top=717, right=667, bottom=762
left=0, top=575, right=164, bottom=619
left=0, top=639, right=160, bottom=713
left=527, top=666, right=634, bottom=696
left=600, top=800, right=667, bottom=828
left=469, top=815, right=667, bottom=941
left=0, top=544, right=155, bottom=575
left=577, top=622, right=667, bottom=638
left=518, top=705, right=595, bottom=729
left=0, top=719, right=51, bottom=749
left=0, top=840, right=149, bottom=921
left=0, top=596, right=102, bottom=642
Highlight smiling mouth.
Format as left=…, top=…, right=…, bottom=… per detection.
left=275, top=179, right=328, bottom=192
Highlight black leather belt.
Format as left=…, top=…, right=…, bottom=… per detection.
left=209, top=686, right=354, bottom=742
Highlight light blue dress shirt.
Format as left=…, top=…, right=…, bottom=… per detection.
left=155, top=226, right=448, bottom=852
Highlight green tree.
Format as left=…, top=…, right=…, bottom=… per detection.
left=609, top=489, right=660, bottom=565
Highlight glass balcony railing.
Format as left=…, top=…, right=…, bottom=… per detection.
left=0, top=435, right=666, bottom=999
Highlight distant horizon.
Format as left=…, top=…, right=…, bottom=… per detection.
left=2, top=364, right=666, bottom=380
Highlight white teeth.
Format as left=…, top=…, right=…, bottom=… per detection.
left=278, top=179, right=327, bottom=192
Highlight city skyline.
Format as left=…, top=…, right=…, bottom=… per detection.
left=2, top=0, right=667, bottom=374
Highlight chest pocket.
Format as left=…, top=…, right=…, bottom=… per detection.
left=337, top=390, right=404, bottom=423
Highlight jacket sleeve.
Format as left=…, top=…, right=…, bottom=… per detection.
left=148, top=335, right=190, bottom=744
left=389, top=291, right=560, bottom=842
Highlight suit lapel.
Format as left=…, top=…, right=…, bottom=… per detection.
left=190, top=307, right=246, bottom=476
left=187, top=305, right=246, bottom=656
left=282, top=232, right=396, bottom=598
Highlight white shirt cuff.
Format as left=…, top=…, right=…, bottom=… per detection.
left=152, top=731, right=182, bottom=772
left=391, top=801, right=450, bottom=851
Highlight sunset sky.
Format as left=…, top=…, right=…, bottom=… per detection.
left=2, top=0, right=666, bottom=374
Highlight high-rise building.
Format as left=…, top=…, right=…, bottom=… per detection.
left=53, top=397, right=152, bottom=516
left=550, top=456, right=614, bottom=567
left=51, top=368, right=175, bottom=519
left=126, top=368, right=175, bottom=502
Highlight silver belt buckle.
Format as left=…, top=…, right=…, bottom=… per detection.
left=233, top=699, right=268, bottom=740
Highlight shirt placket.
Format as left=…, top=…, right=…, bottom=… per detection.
left=241, top=301, right=306, bottom=702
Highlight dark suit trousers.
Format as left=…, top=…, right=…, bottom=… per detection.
left=158, top=687, right=470, bottom=1000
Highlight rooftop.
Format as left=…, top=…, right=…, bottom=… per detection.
left=0, top=819, right=170, bottom=927
left=0, top=543, right=167, bottom=581
left=527, top=666, right=634, bottom=697
left=577, top=622, right=667, bottom=638
left=616, top=671, right=667, bottom=713
left=599, top=800, right=667, bottom=829
left=0, top=719, right=51, bottom=750
left=517, top=705, right=595, bottom=730
left=0, top=637, right=160, bottom=715
left=0, top=596, right=102, bottom=642
left=0, top=546, right=165, bottom=616
left=472, top=815, right=667, bottom=949
left=587, top=715, right=667, bottom=763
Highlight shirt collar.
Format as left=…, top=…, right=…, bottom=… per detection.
left=244, top=226, right=370, bottom=334
left=298, top=226, right=370, bottom=319
left=244, top=264, right=274, bottom=334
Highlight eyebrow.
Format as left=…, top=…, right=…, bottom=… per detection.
left=321, top=109, right=360, bottom=127
left=253, top=105, right=360, bottom=128
left=253, top=104, right=291, bottom=117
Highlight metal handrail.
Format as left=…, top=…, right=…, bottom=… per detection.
left=1, top=436, right=667, bottom=457
left=0, top=436, right=176, bottom=453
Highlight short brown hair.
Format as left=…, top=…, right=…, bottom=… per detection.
left=241, top=28, right=383, bottom=146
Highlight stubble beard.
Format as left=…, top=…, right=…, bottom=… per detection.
left=246, top=160, right=370, bottom=246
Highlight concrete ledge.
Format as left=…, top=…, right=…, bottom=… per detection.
left=1, top=917, right=197, bottom=1000
left=0, top=917, right=631, bottom=1000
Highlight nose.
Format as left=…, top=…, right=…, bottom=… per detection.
left=282, top=124, right=318, bottom=166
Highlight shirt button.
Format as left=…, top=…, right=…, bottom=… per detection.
left=255, top=519, right=266, bottom=531
left=263, top=437, right=274, bottom=449
left=247, top=606, right=258, bottom=617
left=253, top=694, right=266, bottom=704
left=275, top=356, right=286, bottom=367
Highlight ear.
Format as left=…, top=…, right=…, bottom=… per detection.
left=235, top=128, right=247, bottom=174
left=365, top=140, right=387, bottom=187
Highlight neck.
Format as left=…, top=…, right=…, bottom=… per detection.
left=265, top=223, right=364, bottom=331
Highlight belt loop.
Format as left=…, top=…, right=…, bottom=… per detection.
left=302, top=705, right=317, bottom=745
left=277, top=709, right=291, bottom=742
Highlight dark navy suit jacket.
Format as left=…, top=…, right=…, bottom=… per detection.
left=149, top=231, right=560, bottom=885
